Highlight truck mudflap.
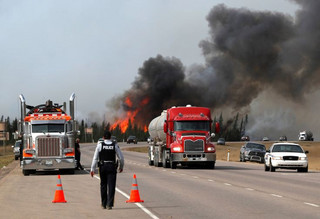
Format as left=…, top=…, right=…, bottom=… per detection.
left=171, top=152, right=216, bottom=163
left=22, top=157, right=75, bottom=170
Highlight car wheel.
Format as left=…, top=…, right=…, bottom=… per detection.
left=270, top=160, right=275, bottom=172
left=264, top=163, right=270, bottom=171
left=239, top=153, right=243, bottom=162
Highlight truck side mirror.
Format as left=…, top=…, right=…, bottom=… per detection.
left=163, top=122, right=168, bottom=133
left=211, top=133, right=215, bottom=138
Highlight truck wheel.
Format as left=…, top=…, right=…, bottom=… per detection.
left=154, top=154, right=161, bottom=167
left=23, top=169, right=35, bottom=176
left=170, top=160, right=177, bottom=169
left=162, top=151, right=170, bottom=168
left=207, top=162, right=215, bottom=169
left=148, top=149, right=154, bottom=166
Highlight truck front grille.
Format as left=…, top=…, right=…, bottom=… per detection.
left=37, top=137, right=60, bottom=157
left=184, top=139, right=204, bottom=152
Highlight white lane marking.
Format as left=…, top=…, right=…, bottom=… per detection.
left=171, top=171, right=176, bottom=174
left=224, top=183, right=232, bottom=186
left=304, top=202, right=319, bottom=208
left=180, top=174, right=186, bottom=176
left=208, top=179, right=215, bottom=182
left=86, top=170, right=159, bottom=219
left=193, top=176, right=199, bottom=179
left=271, top=194, right=283, bottom=198
left=246, top=188, right=254, bottom=191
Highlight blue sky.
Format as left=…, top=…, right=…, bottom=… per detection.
left=0, top=0, right=299, bottom=121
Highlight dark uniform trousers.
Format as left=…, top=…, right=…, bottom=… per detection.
left=99, top=162, right=117, bottom=208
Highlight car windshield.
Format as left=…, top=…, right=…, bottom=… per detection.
left=272, top=144, right=303, bottom=153
left=174, top=121, right=210, bottom=131
left=246, top=143, right=265, bottom=150
left=32, top=124, right=65, bottom=133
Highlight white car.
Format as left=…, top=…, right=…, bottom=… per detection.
left=264, top=143, right=308, bottom=172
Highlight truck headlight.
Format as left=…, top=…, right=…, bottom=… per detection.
left=25, top=149, right=35, bottom=155
left=172, top=146, right=182, bottom=152
left=207, top=146, right=215, bottom=152
left=64, top=148, right=74, bottom=153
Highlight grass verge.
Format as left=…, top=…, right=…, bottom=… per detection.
left=0, top=145, right=15, bottom=169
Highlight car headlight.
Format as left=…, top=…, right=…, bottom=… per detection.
left=272, top=156, right=282, bottom=160
left=299, top=157, right=307, bottom=161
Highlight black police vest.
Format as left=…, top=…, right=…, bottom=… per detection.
left=99, top=141, right=116, bottom=163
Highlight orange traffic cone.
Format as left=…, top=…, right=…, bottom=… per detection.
left=126, top=174, right=144, bottom=203
left=52, top=175, right=67, bottom=203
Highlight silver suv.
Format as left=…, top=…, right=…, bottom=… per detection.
left=12, top=140, right=22, bottom=160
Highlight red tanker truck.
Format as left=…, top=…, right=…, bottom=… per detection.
left=148, top=105, right=217, bottom=169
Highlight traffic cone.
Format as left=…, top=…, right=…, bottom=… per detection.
left=52, top=175, right=67, bottom=203
left=126, top=174, right=144, bottom=203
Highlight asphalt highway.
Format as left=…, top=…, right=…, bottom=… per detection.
left=0, top=142, right=319, bottom=218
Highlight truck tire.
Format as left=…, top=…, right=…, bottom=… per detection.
left=148, top=150, right=154, bottom=166
left=154, top=153, right=162, bottom=167
left=162, top=150, right=170, bottom=168
left=207, top=162, right=215, bottom=169
left=170, top=160, right=177, bottom=169
left=23, top=169, right=30, bottom=176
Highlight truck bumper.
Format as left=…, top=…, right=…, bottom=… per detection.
left=22, top=157, right=75, bottom=170
left=171, top=152, right=216, bottom=163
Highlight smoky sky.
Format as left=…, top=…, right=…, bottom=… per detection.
left=109, top=0, right=320, bottom=126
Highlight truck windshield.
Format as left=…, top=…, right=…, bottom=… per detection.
left=32, top=124, right=65, bottom=133
left=174, top=121, right=210, bottom=131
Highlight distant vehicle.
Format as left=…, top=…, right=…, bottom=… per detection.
left=217, top=138, right=225, bottom=145
left=111, top=136, right=117, bottom=143
left=279, top=136, right=287, bottom=141
left=240, top=142, right=266, bottom=163
left=241, top=135, right=250, bottom=141
left=12, top=140, right=22, bottom=160
left=262, top=137, right=269, bottom=141
left=127, top=135, right=137, bottom=144
left=298, top=131, right=313, bottom=141
left=264, top=143, right=308, bottom=172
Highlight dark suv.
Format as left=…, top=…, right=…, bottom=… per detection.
left=127, top=136, right=137, bottom=144
left=240, top=142, right=266, bottom=163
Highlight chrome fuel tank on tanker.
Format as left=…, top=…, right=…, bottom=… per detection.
left=148, top=110, right=167, bottom=142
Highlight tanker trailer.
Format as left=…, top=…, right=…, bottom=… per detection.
left=148, top=105, right=217, bottom=169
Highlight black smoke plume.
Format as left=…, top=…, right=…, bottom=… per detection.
left=108, top=1, right=320, bottom=130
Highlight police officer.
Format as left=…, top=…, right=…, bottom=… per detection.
left=90, top=131, right=124, bottom=210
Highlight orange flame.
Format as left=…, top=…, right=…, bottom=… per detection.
left=111, top=97, right=149, bottom=133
